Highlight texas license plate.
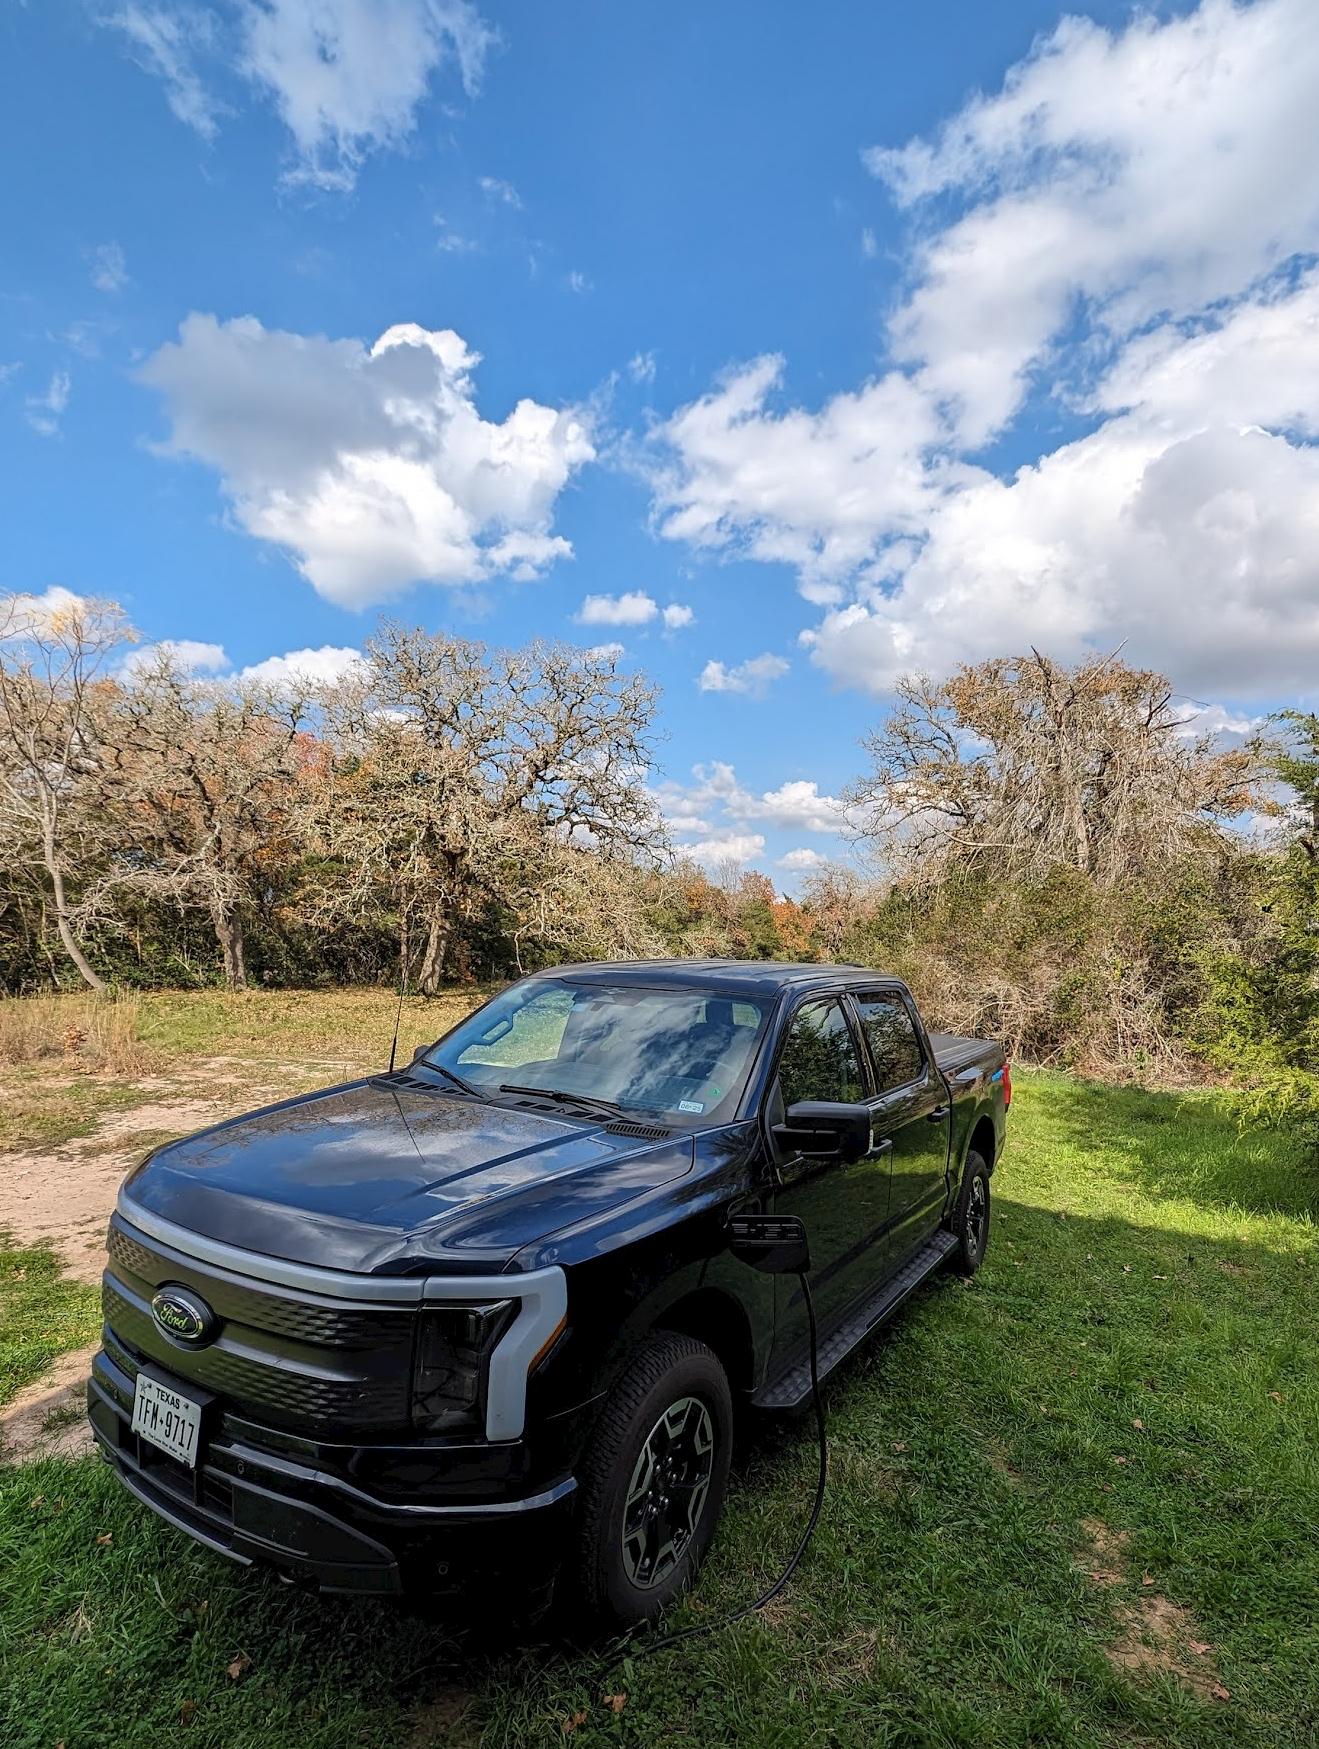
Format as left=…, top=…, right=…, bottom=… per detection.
left=131, top=1373, right=203, bottom=1467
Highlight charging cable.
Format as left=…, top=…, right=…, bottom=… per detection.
left=597, top=1268, right=828, bottom=1675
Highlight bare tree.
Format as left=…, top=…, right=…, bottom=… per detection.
left=306, top=628, right=664, bottom=992
left=0, top=592, right=134, bottom=991
left=848, top=651, right=1256, bottom=886
left=102, top=656, right=313, bottom=987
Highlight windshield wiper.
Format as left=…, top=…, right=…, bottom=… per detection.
left=497, top=1083, right=624, bottom=1122
left=415, top=1060, right=480, bottom=1097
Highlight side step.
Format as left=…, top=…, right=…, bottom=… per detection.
left=753, top=1230, right=959, bottom=1411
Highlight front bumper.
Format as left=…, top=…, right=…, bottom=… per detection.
left=88, top=1345, right=577, bottom=1599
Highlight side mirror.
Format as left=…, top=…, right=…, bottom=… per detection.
left=410, top=1042, right=430, bottom=1065
left=773, top=1100, right=871, bottom=1164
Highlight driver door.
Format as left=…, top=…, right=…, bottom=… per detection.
left=767, top=995, right=888, bottom=1348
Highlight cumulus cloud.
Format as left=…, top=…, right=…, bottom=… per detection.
left=577, top=591, right=659, bottom=627
left=90, top=242, right=129, bottom=294
left=583, top=641, right=625, bottom=663
left=141, top=314, right=593, bottom=608
left=778, top=846, right=828, bottom=872
left=661, top=603, right=693, bottom=630
left=680, top=832, right=766, bottom=868
left=25, top=370, right=70, bottom=437
left=698, top=653, right=789, bottom=696
left=119, top=638, right=230, bottom=679
left=655, top=761, right=846, bottom=841
left=866, top=0, right=1319, bottom=446
left=0, top=587, right=90, bottom=639
left=237, top=644, right=366, bottom=686
left=627, top=351, right=657, bottom=386
left=652, top=0, right=1319, bottom=703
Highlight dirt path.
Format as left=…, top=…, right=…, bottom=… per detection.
left=0, top=1062, right=332, bottom=1465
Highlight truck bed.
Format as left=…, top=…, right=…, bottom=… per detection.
left=928, top=1031, right=1003, bottom=1081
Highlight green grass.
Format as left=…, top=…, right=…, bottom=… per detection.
left=1, top=1074, right=1316, bottom=1748
left=0, top=1241, right=102, bottom=1408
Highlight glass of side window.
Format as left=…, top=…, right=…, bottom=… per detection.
left=854, top=994, right=925, bottom=1094
left=777, top=999, right=866, bottom=1106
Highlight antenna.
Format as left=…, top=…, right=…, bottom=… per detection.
left=387, top=940, right=408, bottom=1073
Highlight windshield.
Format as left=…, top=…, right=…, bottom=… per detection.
left=425, top=979, right=769, bottom=1124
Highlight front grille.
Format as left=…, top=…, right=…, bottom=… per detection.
left=102, top=1217, right=417, bottom=1436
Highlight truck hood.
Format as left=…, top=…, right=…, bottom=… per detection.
left=120, top=1075, right=695, bottom=1276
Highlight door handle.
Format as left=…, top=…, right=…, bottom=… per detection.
left=927, top=1106, right=950, bottom=1123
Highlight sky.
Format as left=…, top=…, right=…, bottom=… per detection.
left=3, top=0, right=1318, bottom=882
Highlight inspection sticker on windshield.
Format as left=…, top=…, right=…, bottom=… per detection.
left=678, top=1099, right=704, bottom=1113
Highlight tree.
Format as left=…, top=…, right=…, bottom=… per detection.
left=848, top=650, right=1255, bottom=886
left=101, top=656, right=314, bottom=988
left=0, top=592, right=133, bottom=991
left=307, top=628, right=664, bottom=992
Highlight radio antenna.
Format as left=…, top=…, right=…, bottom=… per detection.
left=387, top=935, right=409, bottom=1073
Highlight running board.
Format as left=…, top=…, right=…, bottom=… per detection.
left=753, top=1230, right=959, bottom=1411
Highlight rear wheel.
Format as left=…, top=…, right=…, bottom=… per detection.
left=952, top=1151, right=991, bottom=1275
left=567, top=1333, right=732, bottom=1629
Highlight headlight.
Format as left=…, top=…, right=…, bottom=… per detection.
left=412, top=1300, right=515, bottom=1435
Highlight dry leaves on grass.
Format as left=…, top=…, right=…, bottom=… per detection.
left=1075, top=1520, right=1228, bottom=1702
left=226, top=1653, right=251, bottom=1682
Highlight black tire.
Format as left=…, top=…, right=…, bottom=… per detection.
left=952, top=1151, right=991, bottom=1275
left=566, top=1333, right=733, bottom=1630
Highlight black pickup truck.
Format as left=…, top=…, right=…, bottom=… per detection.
left=90, top=960, right=1008, bottom=1627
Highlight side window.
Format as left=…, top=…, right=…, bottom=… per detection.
left=777, top=999, right=865, bottom=1107
left=455, top=988, right=573, bottom=1068
left=854, top=994, right=924, bottom=1093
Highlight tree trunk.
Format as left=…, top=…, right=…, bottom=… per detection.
left=48, top=859, right=106, bottom=993
left=417, top=911, right=449, bottom=996
left=210, top=897, right=248, bottom=989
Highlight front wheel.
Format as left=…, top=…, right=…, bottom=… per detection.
left=952, top=1151, right=991, bottom=1275
left=566, top=1333, right=733, bottom=1630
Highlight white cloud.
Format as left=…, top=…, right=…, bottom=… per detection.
left=434, top=219, right=479, bottom=255
left=478, top=174, right=520, bottom=207
left=105, top=4, right=223, bottom=141
left=652, top=355, right=949, bottom=605
left=860, top=227, right=877, bottom=260
left=656, top=761, right=846, bottom=841
left=1172, top=703, right=1263, bottom=742
left=584, top=641, right=624, bottom=663
left=25, top=370, right=70, bottom=437
left=661, top=603, right=693, bottom=630
left=0, top=587, right=89, bottom=639
left=778, top=846, right=827, bottom=872
left=567, top=270, right=592, bottom=295
left=240, top=0, right=495, bottom=190
left=627, top=351, right=656, bottom=386
left=576, top=591, right=658, bottom=627
left=698, top=653, right=789, bottom=696
left=680, top=832, right=766, bottom=868
left=652, top=0, right=1319, bottom=702
left=866, top=0, right=1319, bottom=446
left=141, top=314, right=593, bottom=608
left=237, top=644, right=366, bottom=687
left=803, top=275, right=1319, bottom=698
left=90, top=242, right=129, bottom=294
left=105, top=2, right=495, bottom=189
left=119, top=638, right=229, bottom=679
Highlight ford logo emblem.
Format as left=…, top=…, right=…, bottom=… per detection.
left=150, top=1286, right=216, bottom=1346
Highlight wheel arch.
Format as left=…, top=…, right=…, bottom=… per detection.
left=651, top=1285, right=757, bottom=1397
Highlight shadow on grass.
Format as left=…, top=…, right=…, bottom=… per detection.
left=1017, top=1072, right=1319, bottom=1221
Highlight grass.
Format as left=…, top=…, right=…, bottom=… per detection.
left=0, top=1240, right=101, bottom=1408
left=0, top=1073, right=158, bottom=1152
left=1, top=1073, right=1316, bottom=1747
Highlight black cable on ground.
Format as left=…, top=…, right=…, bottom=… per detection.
left=597, top=1269, right=828, bottom=1679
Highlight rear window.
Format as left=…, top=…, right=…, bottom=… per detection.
left=854, top=993, right=924, bottom=1093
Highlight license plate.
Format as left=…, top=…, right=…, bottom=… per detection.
left=131, top=1373, right=203, bottom=1468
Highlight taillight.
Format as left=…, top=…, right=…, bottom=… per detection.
left=412, top=1300, right=515, bottom=1435
left=1001, top=1060, right=1012, bottom=1108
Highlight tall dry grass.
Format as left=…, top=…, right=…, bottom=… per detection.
left=0, top=993, right=156, bottom=1075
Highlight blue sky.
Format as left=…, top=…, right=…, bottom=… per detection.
left=4, top=0, right=1319, bottom=881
